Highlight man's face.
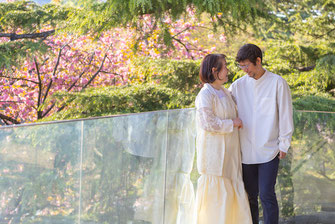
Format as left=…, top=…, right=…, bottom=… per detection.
left=238, top=59, right=258, bottom=79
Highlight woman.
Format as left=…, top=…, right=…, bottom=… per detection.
left=195, top=54, right=252, bottom=224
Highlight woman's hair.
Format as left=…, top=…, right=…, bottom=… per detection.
left=199, top=54, right=226, bottom=83
left=236, top=44, right=262, bottom=65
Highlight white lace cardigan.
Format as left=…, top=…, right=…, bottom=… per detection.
left=195, top=83, right=239, bottom=176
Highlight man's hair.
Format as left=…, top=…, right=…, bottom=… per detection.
left=236, top=44, right=262, bottom=65
left=199, top=54, right=226, bottom=83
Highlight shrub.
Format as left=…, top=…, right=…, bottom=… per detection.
left=129, top=57, right=201, bottom=92
left=293, top=95, right=335, bottom=112
left=313, top=54, right=335, bottom=92
left=43, top=84, right=195, bottom=121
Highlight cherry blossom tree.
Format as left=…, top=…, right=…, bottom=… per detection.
left=0, top=7, right=216, bottom=125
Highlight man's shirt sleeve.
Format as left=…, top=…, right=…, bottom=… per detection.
left=277, top=79, right=294, bottom=153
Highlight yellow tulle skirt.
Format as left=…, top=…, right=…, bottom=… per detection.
left=196, top=175, right=252, bottom=224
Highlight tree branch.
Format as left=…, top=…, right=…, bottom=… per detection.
left=55, top=46, right=112, bottom=114
left=311, top=28, right=335, bottom=39
left=0, top=30, right=55, bottom=41
left=0, top=113, right=20, bottom=125
left=41, top=103, right=55, bottom=119
left=294, top=65, right=316, bottom=72
left=67, top=52, right=95, bottom=92
left=172, top=27, right=192, bottom=38
left=1, top=119, right=9, bottom=125
left=0, top=100, right=25, bottom=103
left=0, top=75, right=39, bottom=84
left=34, top=58, right=43, bottom=119
left=216, top=16, right=247, bottom=33
left=42, top=45, right=67, bottom=104
left=319, top=172, right=335, bottom=182
left=99, top=70, right=115, bottom=74
left=41, top=52, right=95, bottom=118
left=82, top=46, right=111, bottom=90
left=171, top=36, right=193, bottom=59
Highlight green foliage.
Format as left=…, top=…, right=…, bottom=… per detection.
left=262, top=43, right=335, bottom=95
left=43, top=84, right=195, bottom=121
left=0, top=1, right=74, bottom=67
left=225, top=55, right=244, bottom=83
left=0, top=1, right=72, bottom=31
left=253, top=0, right=335, bottom=42
left=130, top=57, right=201, bottom=92
left=263, top=41, right=310, bottom=73
left=65, top=0, right=273, bottom=41
left=0, top=39, right=49, bottom=68
left=248, top=0, right=335, bottom=97
left=293, top=95, right=335, bottom=112
left=314, top=54, right=335, bottom=92
left=283, top=54, right=335, bottom=97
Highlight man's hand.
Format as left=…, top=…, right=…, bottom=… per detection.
left=278, top=151, right=287, bottom=159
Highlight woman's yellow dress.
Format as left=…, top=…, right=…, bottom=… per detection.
left=195, top=84, right=252, bottom=224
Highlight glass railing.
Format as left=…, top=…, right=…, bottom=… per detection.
left=276, top=111, right=335, bottom=224
left=0, top=109, right=334, bottom=224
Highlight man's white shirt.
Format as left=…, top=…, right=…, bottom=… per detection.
left=229, top=70, right=294, bottom=164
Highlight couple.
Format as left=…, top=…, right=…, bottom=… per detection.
left=195, top=44, right=294, bottom=224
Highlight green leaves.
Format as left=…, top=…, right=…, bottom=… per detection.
left=130, top=57, right=201, bottom=91
left=43, top=84, right=195, bottom=121
left=314, top=54, right=335, bottom=92
left=0, top=1, right=72, bottom=32
left=0, top=1, right=73, bottom=68
left=65, top=0, right=273, bottom=41
left=293, top=95, right=335, bottom=112
left=0, top=39, right=49, bottom=69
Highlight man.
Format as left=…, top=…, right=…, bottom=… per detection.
left=229, top=44, right=294, bottom=224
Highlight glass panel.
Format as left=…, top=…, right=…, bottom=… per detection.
left=164, top=109, right=196, bottom=224
left=80, top=112, right=168, bottom=224
left=277, top=112, right=335, bottom=223
left=0, top=122, right=82, bottom=224
left=0, top=109, right=334, bottom=224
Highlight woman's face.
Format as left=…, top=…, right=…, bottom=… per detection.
left=215, top=59, right=229, bottom=84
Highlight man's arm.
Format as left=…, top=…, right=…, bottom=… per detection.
left=277, top=78, right=294, bottom=159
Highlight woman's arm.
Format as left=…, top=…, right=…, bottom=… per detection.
left=197, top=107, right=242, bottom=133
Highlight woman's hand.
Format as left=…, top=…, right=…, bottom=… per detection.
left=233, top=117, right=243, bottom=129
